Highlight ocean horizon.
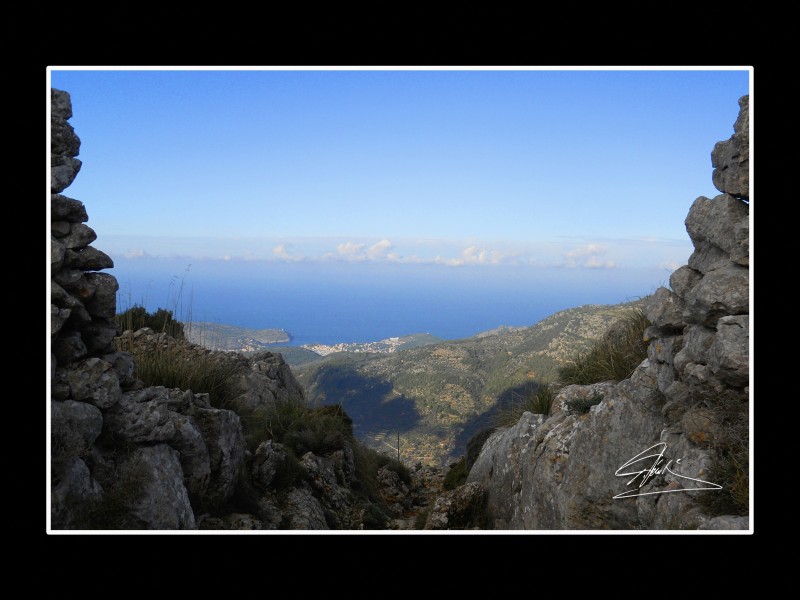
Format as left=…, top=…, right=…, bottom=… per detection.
left=111, top=257, right=667, bottom=347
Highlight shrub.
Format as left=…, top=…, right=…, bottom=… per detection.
left=265, top=402, right=354, bottom=456
left=116, top=305, right=185, bottom=339
left=414, top=507, right=431, bottom=530
left=566, top=391, right=604, bottom=414
left=443, top=456, right=468, bottom=490
left=79, top=451, right=152, bottom=529
left=558, top=308, right=650, bottom=385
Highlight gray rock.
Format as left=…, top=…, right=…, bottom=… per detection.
left=328, top=445, right=356, bottom=486
left=302, top=452, right=350, bottom=510
left=104, top=387, right=175, bottom=442
left=466, top=428, right=497, bottom=471
left=193, top=407, right=246, bottom=509
left=51, top=88, right=73, bottom=120
left=64, top=247, right=114, bottom=271
left=53, top=330, right=87, bottom=364
left=673, top=325, right=716, bottom=374
left=84, top=273, right=118, bottom=318
left=54, top=267, right=86, bottom=290
left=687, top=242, right=732, bottom=275
left=250, top=440, right=288, bottom=489
left=661, top=381, right=693, bottom=421
left=645, top=287, right=685, bottom=330
left=647, top=334, right=683, bottom=393
left=51, top=305, right=71, bottom=338
left=685, top=194, right=749, bottom=268
left=707, top=315, right=749, bottom=387
left=683, top=264, right=749, bottom=326
left=282, top=487, right=329, bottom=529
left=424, top=482, right=485, bottom=530
left=51, top=117, right=80, bottom=157
left=101, top=352, right=138, bottom=388
left=78, top=319, right=120, bottom=355
left=711, top=95, right=749, bottom=199
left=51, top=399, right=104, bottom=448
left=170, top=413, right=211, bottom=502
left=51, top=236, right=65, bottom=272
left=51, top=194, right=88, bottom=223
left=669, top=265, right=702, bottom=298
left=62, top=357, right=121, bottom=408
left=52, top=221, right=71, bottom=238
left=51, top=157, right=82, bottom=193
left=61, top=223, right=97, bottom=250
left=126, top=444, right=197, bottom=529
left=50, top=457, right=102, bottom=530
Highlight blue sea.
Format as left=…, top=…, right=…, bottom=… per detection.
left=112, top=258, right=663, bottom=346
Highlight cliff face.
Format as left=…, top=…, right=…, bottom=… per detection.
left=467, top=96, right=750, bottom=530
left=50, top=89, right=422, bottom=530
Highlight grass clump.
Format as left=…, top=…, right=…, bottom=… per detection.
left=443, top=456, right=468, bottom=490
left=558, top=308, right=650, bottom=385
left=566, top=391, right=604, bottom=414
left=494, top=382, right=556, bottom=427
left=697, top=392, right=749, bottom=517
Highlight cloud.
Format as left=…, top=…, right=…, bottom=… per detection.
left=336, top=241, right=367, bottom=261
left=659, top=260, right=681, bottom=273
left=272, top=244, right=302, bottom=261
left=123, top=249, right=150, bottom=259
left=563, top=243, right=616, bottom=269
left=367, top=239, right=393, bottom=260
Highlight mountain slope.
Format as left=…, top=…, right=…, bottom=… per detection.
left=294, top=300, right=646, bottom=466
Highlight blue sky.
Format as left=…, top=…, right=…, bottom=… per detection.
left=48, top=68, right=750, bottom=332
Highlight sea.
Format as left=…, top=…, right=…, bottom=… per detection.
left=112, top=257, right=663, bottom=347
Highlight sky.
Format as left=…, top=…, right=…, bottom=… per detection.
left=48, top=67, right=750, bottom=336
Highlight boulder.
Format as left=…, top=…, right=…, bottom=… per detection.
left=84, top=273, right=118, bottom=318
left=711, top=95, right=749, bottom=199
left=103, top=387, right=175, bottom=442
left=51, top=399, right=104, bottom=448
left=685, top=194, right=749, bottom=270
left=707, top=315, right=749, bottom=387
left=424, top=482, right=485, bottom=529
left=51, top=194, right=88, bottom=223
left=282, top=487, right=328, bottom=529
left=683, top=264, right=749, bottom=326
left=250, top=440, right=288, bottom=490
left=62, top=357, right=121, bottom=409
left=61, top=223, right=97, bottom=250
left=51, top=156, right=82, bottom=193
left=193, top=407, right=246, bottom=510
left=53, top=330, right=87, bottom=364
left=64, top=247, right=114, bottom=271
left=50, top=457, right=102, bottom=529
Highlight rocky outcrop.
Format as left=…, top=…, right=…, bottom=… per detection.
left=465, top=96, right=750, bottom=530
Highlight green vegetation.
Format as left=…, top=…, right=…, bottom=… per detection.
left=566, top=391, right=604, bottom=414
left=116, top=305, right=185, bottom=339
left=557, top=308, right=650, bottom=385
left=494, top=383, right=556, bottom=427
left=698, top=392, right=749, bottom=517
left=414, top=507, right=431, bottom=529
left=443, top=456, right=468, bottom=490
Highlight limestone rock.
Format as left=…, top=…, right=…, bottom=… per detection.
left=51, top=457, right=102, bottom=529
left=683, top=264, right=749, bottom=326
left=282, top=487, right=328, bottom=529
left=707, top=315, right=749, bottom=387
left=52, top=221, right=71, bottom=238
left=51, top=281, right=91, bottom=322
left=126, top=445, right=197, bottom=529
left=669, top=265, right=702, bottom=298
left=424, top=482, right=485, bottom=530
left=103, top=387, right=175, bottom=442
left=697, top=515, right=749, bottom=530
left=466, top=428, right=497, bottom=471
left=62, top=223, right=97, bottom=250
left=62, top=357, right=121, bottom=408
left=101, top=351, right=138, bottom=389
left=250, top=440, right=288, bottom=490
left=51, top=194, right=88, bottom=223
left=51, top=237, right=65, bottom=272
left=53, top=330, right=87, bottom=364
left=685, top=194, right=749, bottom=270
left=645, top=287, right=685, bottom=331
left=711, top=95, right=749, bottom=199
left=84, top=273, right=118, bottom=318
left=52, top=399, right=104, bottom=448
left=51, top=305, right=71, bottom=338
left=193, top=407, right=246, bottom=509
left=673, top=325, right=716, bottom=374
left=51, top=88, right=73, bottom=121
left=64, top=247, right=114, bottom=271
left=78, top=319, right=120, bottom=355
left=51, top=157, right=82, bottom=193
left=171, top=413, right=211, bottom=502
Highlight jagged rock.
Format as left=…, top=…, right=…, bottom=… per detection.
left=683, top=264, right=749, bottom=326
left=101, top=351, right=138, bottom=389
left=61, top=223, right=96, bottom=250
left=302, top=452, right=350, bottom=510
left=51, top=305, right=71, bottom=338
left=51, top=115, right=80, bottom=157
left=554, top=381, right=617, bottom=415
left=171, top=413, right=211, bottom=501
left=51, top=236, right=65, bottom=272
left=103, top=387, right=175, bottom=441
left=669, top=265, right=701, bottom=297
left=680, top=407, right=719, bottom=447
left=62, top=357, right=121, bottom=408
left=51, top=157, right=82, bottom=193
left=51, top=457, right=102, bottom=529
left=126, top=444, right=197, bottom=529
left=52, top=220, right=71, bottom=237
left=52, top=399, right=104, bottom=448
left=647, top=334, right=683, bottom=393
left=78, top=319, right=120, bottom=355
left=466, top=428, right=497, bottom=471
left=329, top=445, right=356, bottom=487
left=686, top=194, right=749, bottom=271
left=193, top=407, right=246, bottom=509
left=376, top=466, right=411, bottom=513
left=54, top=267, right=86, bottom=290
left=250, top=440, right=288, bottom=489
left=424, top=482, right=485, bottom=530
left=51, top=88, right=73, bottom=120
left=53, top=330, right=87, bottom=364
left=84, top=273, right=118, bottom=318
left=64, top=247, right=114, bottom=271
left=661, top=381, right=693, bottom=421
left=673, top=325, right=716, bottom=374
left=51, top=281, right=91, bottom=322
left=711, top=95, right=749, bottom=199
left=282, top=487, right=328, bottom=529
left=51, top=194, right=88, bottom=222
left=645, top=287, right=685, bottom=330
left=708, top=315, right=749, bottom=387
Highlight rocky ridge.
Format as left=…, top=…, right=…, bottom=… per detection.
left=462, top=95, right=750, bottom=530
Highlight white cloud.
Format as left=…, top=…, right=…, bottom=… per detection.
left=367, top=239, right=393, bottom=260
left=563, top=243, right=616, bottom=269
left=123, top=249, right=150, bottom=259
left=272, top=244, right=303, bottom=261
left=336, top=241, right=367, bottom=261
